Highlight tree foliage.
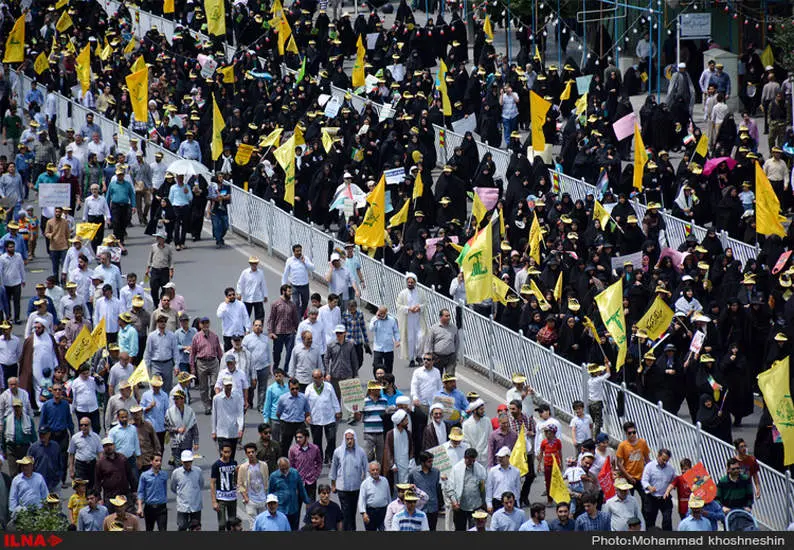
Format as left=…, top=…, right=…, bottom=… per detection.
left=11, top=507, right=70, bottom=532
left=769, top=25, right=794, bottom=73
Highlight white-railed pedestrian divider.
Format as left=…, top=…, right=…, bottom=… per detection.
left=550, top=170, right=761, bottom=267
left=228, top=185, right=794, bottom=530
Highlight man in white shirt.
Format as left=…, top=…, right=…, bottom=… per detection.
left=236, top=256, right=268, bottom=323
left=69, top=364, right=105, bottom=435
left=0, top=321, right=22, bottom=388
left=212, top=376, right=245, bottom=458
left=213, top=354, right=250, bottom=408
left=305, top=368, right=341, bottom=463
left=86, top=133, right=108, bottom=163
left=281, top=244, right=314, bottom=317
left=216, top=286, right=251, bottom=351
left=0, top=240, right=25, bottom=324
left=462, top=399, right=493, bottom=469
left=61, top=238, right=95, bottom=285
left=93, top=284, right=123, bottom=341
left=150, top=152, right=167, bottom=192
left=119, top=273, right=146, bottom=311
left=486, top=448, right=522, bottom=513
left=68, top=255, right=94, bottom=315
left=410, top=353, right=442, bottom=415
left=295, top=308, right=324, bottom=354
left=395, top=273, right=426, bottom=367
left=317, top=294, right=341, bottom=349
left=324, top=253, right=357, bottom=309
left=81, top=185, right=110, bottom=251
left=242, top=319, right=273, bottom=411
left=699, top=60, right=716, bottom=105
left=604, top=477, right=645, bottom=531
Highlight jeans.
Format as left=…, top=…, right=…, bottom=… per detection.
left=273, top=333, right=295, bottom=372
left=176, top=511, right=201, bottom=531
left=502, top=116, right=518, bottom=146
left=143, top=503, right=168, bottom=531
left=337, top=490, right=360, bottom=531
left=50, top=249, right=67, bottom=279
left=291, top=284, right=310, bottom=318
left=216, top=499, right=237, bottom=531
left=310, top=423, right=337, bottom=462
left=173, top=205, right=190, bottom=246
left=254, top=368, right=269, bottom=412
left=211, top=210, right=229, bottom=245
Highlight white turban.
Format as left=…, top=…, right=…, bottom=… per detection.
left=405, top=272, right=418, bottom=282
left=467, top=398, right=485, bottom=413
left=429, top=403, right=444, bottom=414
left=391, top=409, right=408, bottom=425
left=395, top=395, right=411, bottom=406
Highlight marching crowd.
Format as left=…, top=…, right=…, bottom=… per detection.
left=0, top=0, right=793, bottom=535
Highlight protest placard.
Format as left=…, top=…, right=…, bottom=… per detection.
left=338, top=378, right=365, bottom=413
left=38, top=184, right=71, bottom=208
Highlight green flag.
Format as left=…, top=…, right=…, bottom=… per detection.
left=296, top=56, right=306, bottom=84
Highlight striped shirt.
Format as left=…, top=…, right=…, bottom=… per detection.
left=363, top=396, right=387, bottom=434
left=392, top=509, right=429, bottom=531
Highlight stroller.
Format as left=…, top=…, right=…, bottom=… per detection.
left=725, top=509, right=759, bottom=531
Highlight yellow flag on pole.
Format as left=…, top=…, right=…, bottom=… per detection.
left=530, top=91, right=551, bottom=152
left=560, top=80, right=573, bottom=101
left=164, top=0, right=175, bottom=14
left=355, top=174, right=386, bottom=249
left=91, top=317, right=107, bottom=351
left=529, top=279, right=551, bottom=311
left=64, top=326, right=96, bottom=370
left=277, top=14, right=292, bottom=56
left=472, top=191, right=488, bottom=226
left=127, top=360, right=151, bottom=387
left=218, top=64, right=235, bottom=83
left=460, top=223, right=493, bottom=304
left=211, top=95, right=226, bottom=161
left=437, top=59, right=452, bottom=116
left=34, top=52, right=49, bottom=75
left=234, top=144, right=255, bottom=165
left=528, top=211, right=543, bottom=264
left=292, top=124, right=305, bottom=147
left=594, top=279, right=627, bottom=370
left=3, top=16, right=25, bottom=63
left=123, top=35, right=136, bottom=55
left=388, top=199, right=410, bottom=228
left=694, top=133, right=709, bottom=158
left=125, top=67, right=148, bottom=122
left=56, top=0, right=68, bottom=9
left=633, top=123, right=648, bottom=191
left=491, top=275, right=511, bottom=306
left=76, top=44, right=92, bottom=94
left=130, top=55, right=146, bottom=74
left=75, top=223, right=102, bottom=241
left=55, top=11, right=73, bottom=33
left=498, top=206, right=506, bottom=238
left=259, top=127, right=283, bottom=149
left=483, top=15, right=494, bottom=40
left=575, top=92, right=588, bottom=116
left=635, top=295, right=675, bottom=340
left=760, top=44, right=775, bottom=70
left=757, top=356, right=794, bottom=465
left=549, top=456, right=571, bottom=504
left=286, top=34, right=299, bottom=54
left=205, top=0, right=226, bottom=36
left=593, top=200, right=611, bottom=227
left=352, top=35, right=366, bottom=88
left=756, top=161, right=787, bottom=237
left=554, top=271, right=563, bottom=302
left=321, top=128, right=338, bottom=153
left=283, top=157, right=296, bottom=206
left=412, top=171, right=424, bottom=201
left=509, top=425, right=529, bottom=477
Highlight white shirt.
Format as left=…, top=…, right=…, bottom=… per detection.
left=213, top=367, right=249, bottom=399
left=25, top=312, right=54, bottom=339
left=151, top=160, right=167, bottom=190
left=462, top=415, right=493, bottom=467
left=236, top=267, right=268, bottom=303
left=68, top=268, right=94, bottom=306
left=305, top=381, right=341, bottom=426
left=70, top=375, right=102, bottom=413
left=93, top=296, right=122, bottom=333
left=0, top=334, right=22, bottom=366
left=62, top=246, right=94, bottom=278
left=410, top=366, right=442, bottom=406
left=588, top=373, right=610, bottom=402
left=82, top=195, right=111, bottom=221
left=281, top=255, right=315, bottom=286
left=317, top=304, right=341, bottom=348
left=216, top=299, right=251, bottom=337
left=119, top=284, right=146, bottom=311
left=211, top=391, right=244, bottom=439
left=295, top=318, right=325, bottom=354
left=108, top=362, right=134, bottom=393
left=0, top=252, right=25, bottom=286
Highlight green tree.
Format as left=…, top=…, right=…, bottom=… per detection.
left=770, top=25, right=794, bottom=72
left=11, top=507, right=70, bottom=532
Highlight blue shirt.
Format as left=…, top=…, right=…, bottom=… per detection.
left=263, top=380, right=289, bottom=421
left=28, top=440, right=63, bottom=489
left=77, top=504, right=108, bottom=531
left=108, top=423, right=141, bottom=458
left=9, top=472, right=49, bottom=511
left=268, top=467, right=310, bottom=515
left=168, top=183, right=193, bottom=207
left=434, top=388, right=469, bottom=414
left=117, top=324, right=139, bottom=357
left=39, top=398, right=74, bottom=433
left=176, top=327, right=198, bottom=365
left=519, top=519, right=550, bottom=531
left=369, top=315, right=400, bottom=352
left=363, top=396, right=387, bottom=434
left=276, top=392, right=311, bottom=423
left=26, top=295, right=57, bottom=324
left=106, top=177, right=136, bottom=206
left=140, top=389, right=169, bottom=432
left=490, top=507, right=526, bottom=531
left=575, top=511, right=612, bottom=531
left=678, top=515, right=713, bottom=531
left=253, top=510, right=291, bottom=531
left=137, top=468, right=169, bottom=504
left=144, top=329, right=180, bottom=363
left=0, top=232, right=28, bottom=260
left=177, top=139, right=202, bottom=161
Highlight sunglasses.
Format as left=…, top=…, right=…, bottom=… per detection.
left=627, top=431, right=637, bottom=435
left=422, top=357, right=433, bottom=361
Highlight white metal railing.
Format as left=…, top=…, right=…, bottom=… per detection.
left=551, top=170, right=761, bottom=266
left=228, top=184, right=794, bottom=530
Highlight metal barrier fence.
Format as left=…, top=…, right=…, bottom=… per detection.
left=552, top=170, right=761, bottom=266
left=228, top=185, right=794, bottom=530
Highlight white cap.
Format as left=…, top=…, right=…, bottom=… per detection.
left=101, top=437, right=114, bottom=446
left=496, top=446, right=511, bottom=458
left=395, top=395, right=411, bottom=406
left=222, top=375, right=234, bottom=385
left=163, top=282, right=176, bottom=289
left=330, top=252, right=341, bottom=261
left=343, top=172, right=353, bottom=179
left=681, top=275, right=693, bottom=281
left=467, top=398, right=485, bottom=412
left=334, top=324, right=347, bottom=333
left=678, top=62, right=686, bottom=69
left=391, top=409, right=408, bottom=424
left=266, top=494, right=279, bottom=504
left=429, top=403, right=444, bottom=413
left=180, top=450, right=194, bottom=462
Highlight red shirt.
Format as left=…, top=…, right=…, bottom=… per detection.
left=671, top=475, right=692, bottom=516
left=540, top=437, right=562, bottom=467
left=737, top=455, right=759, bottom=480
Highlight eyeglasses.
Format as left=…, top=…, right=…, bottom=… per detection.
left=626, top=431, right=637, bottom=435
left=422, top=357, right=433, bottom=361
left=80, top=423, right=90, bottom=427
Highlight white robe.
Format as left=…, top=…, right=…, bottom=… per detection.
left=396, top=287, right=426, bottom=361
left=462, top=415, right=493, bottom=468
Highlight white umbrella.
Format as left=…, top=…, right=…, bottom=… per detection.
left=165, top=159, right=211, bottom=179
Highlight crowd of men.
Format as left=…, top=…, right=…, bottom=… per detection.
left=0, top=0, right=793, bottom=534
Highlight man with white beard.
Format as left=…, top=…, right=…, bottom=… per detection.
left=396, top=273, right=426, bottom=368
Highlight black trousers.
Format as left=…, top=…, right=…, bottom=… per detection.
left=644, top=494, right=673, bottom=531
left=50, top=429, right=70, bottom=483
left=2, top=362, right=18, bottom=388
left=291, top=284, right=310, bottom=318
left=338, top=490, right=359, bottom=531
left=279, top=420, right=304, bottom=454
left=244, top=301, right=265, bottom=322
left=177, top=511, right=201, bottom=531
left=149, top=267, right=170, bottom=304
left=427, top=511, right=439, bottom=531
left=309, top=423, right=337, bottom=463
left=173, top=205, right=191, bottom=246
left=144, top=503, right=168, bottom=531
left=86, top=215, right=105, bottom=251
left=217, top=437, right=239, bottom=460
left=5, top=285, right=21, bottom=322
left=373, top=351, right=394, bottom=375
left=453, top=508, right=474, bottom=531
left=110, top=203, right=131, bottom=244
left=364, top=505, right=387, bottom=531
left=74, top=459, right=96, bottom=490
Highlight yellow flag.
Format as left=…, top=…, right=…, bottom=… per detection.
left=211, top=95, right=226, bottom=161
left=164, top=0, right=175, bottom=14
left=259, top=127, right=283, bottom=149
left=125, top=67, right=148, bottom=122
left=277, top=14, right=292, bottom=56
left=100, top=43, right=113, bottom=61
left=3, top=16, right=25, bottom=63
left=123, top=35, right=136, bottom=55
left=695, top=133, right=709, bottom=158
left=498, top=206, right=505, bottom=238
left=273, top=135, right=295, bottom=170
left=388, top=199, right=410, bottom=228
left=583, top=315, right=599, bottom=339
left=530, top=91, right=551, bottom=152
left=549, top=456, right=571, bottom=504
left=757, top=356, right=794, bottom=465
left=460, top=223, right=493, bottom=304
left=593, top=200, right=611, bottom=227
left=412, top=171, right=424, bottom=201
left=633, top=123, right=648, bottom=191
left=491, top=275, right=511, bottom=306
left=760, top=44, right=775, bottom=70
left=75, top=223, right=101, bottom=240
left=534, top=44, right=542, bottom=63
left=235, top=143, right=254, bottom=165
left=127, top=360, right=151, bottom=387
left=483, top=15, right=494, bottom=40
left=286, top=34, right=299, bottom=54
left=205, top=0, right=226, bottom=36
left=509, top=425, right=529, bottom=477
left=636, top=295, right=675, bottom=340
left=529, top=279, right=551, bottom=311
left=218, top=64, right=235, bottom=83
left=355, top=174, right=386, bottom=249
left=76, top=44, right=91, bottom=93
left=575, top=93, right=588, bottom=116
left=554, top=271, right=563, bottom=302
left=756, top=162, right=787, bottom=237
left=34, top=52, right=49, bottom=75
left=472, top=191, right=488, bottom=226
left=528, top=211, right=543, bottom=264
left=352, top=35, right=366, bottom=88
left=56, top=0, right=68, bottom=9
left=321, top=128, right=338, bottom=153
left=560, top=80, right=573, bottom=101
left=271, top=0, right=283, bottom=16
left=56, top=11, right=73, bottom=33
left=284, top=157, right=296, bottom=206
left=91, top=317, right=107, bottom=351
left=437, top=59, right=452, bottom=116
left=130, top=55, right=146, bottom=73
left=292, top=124, right=305, bottom=147
left=594, top=279, right=627, bottom=370
left=64, top=326, right=95, bottom=370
